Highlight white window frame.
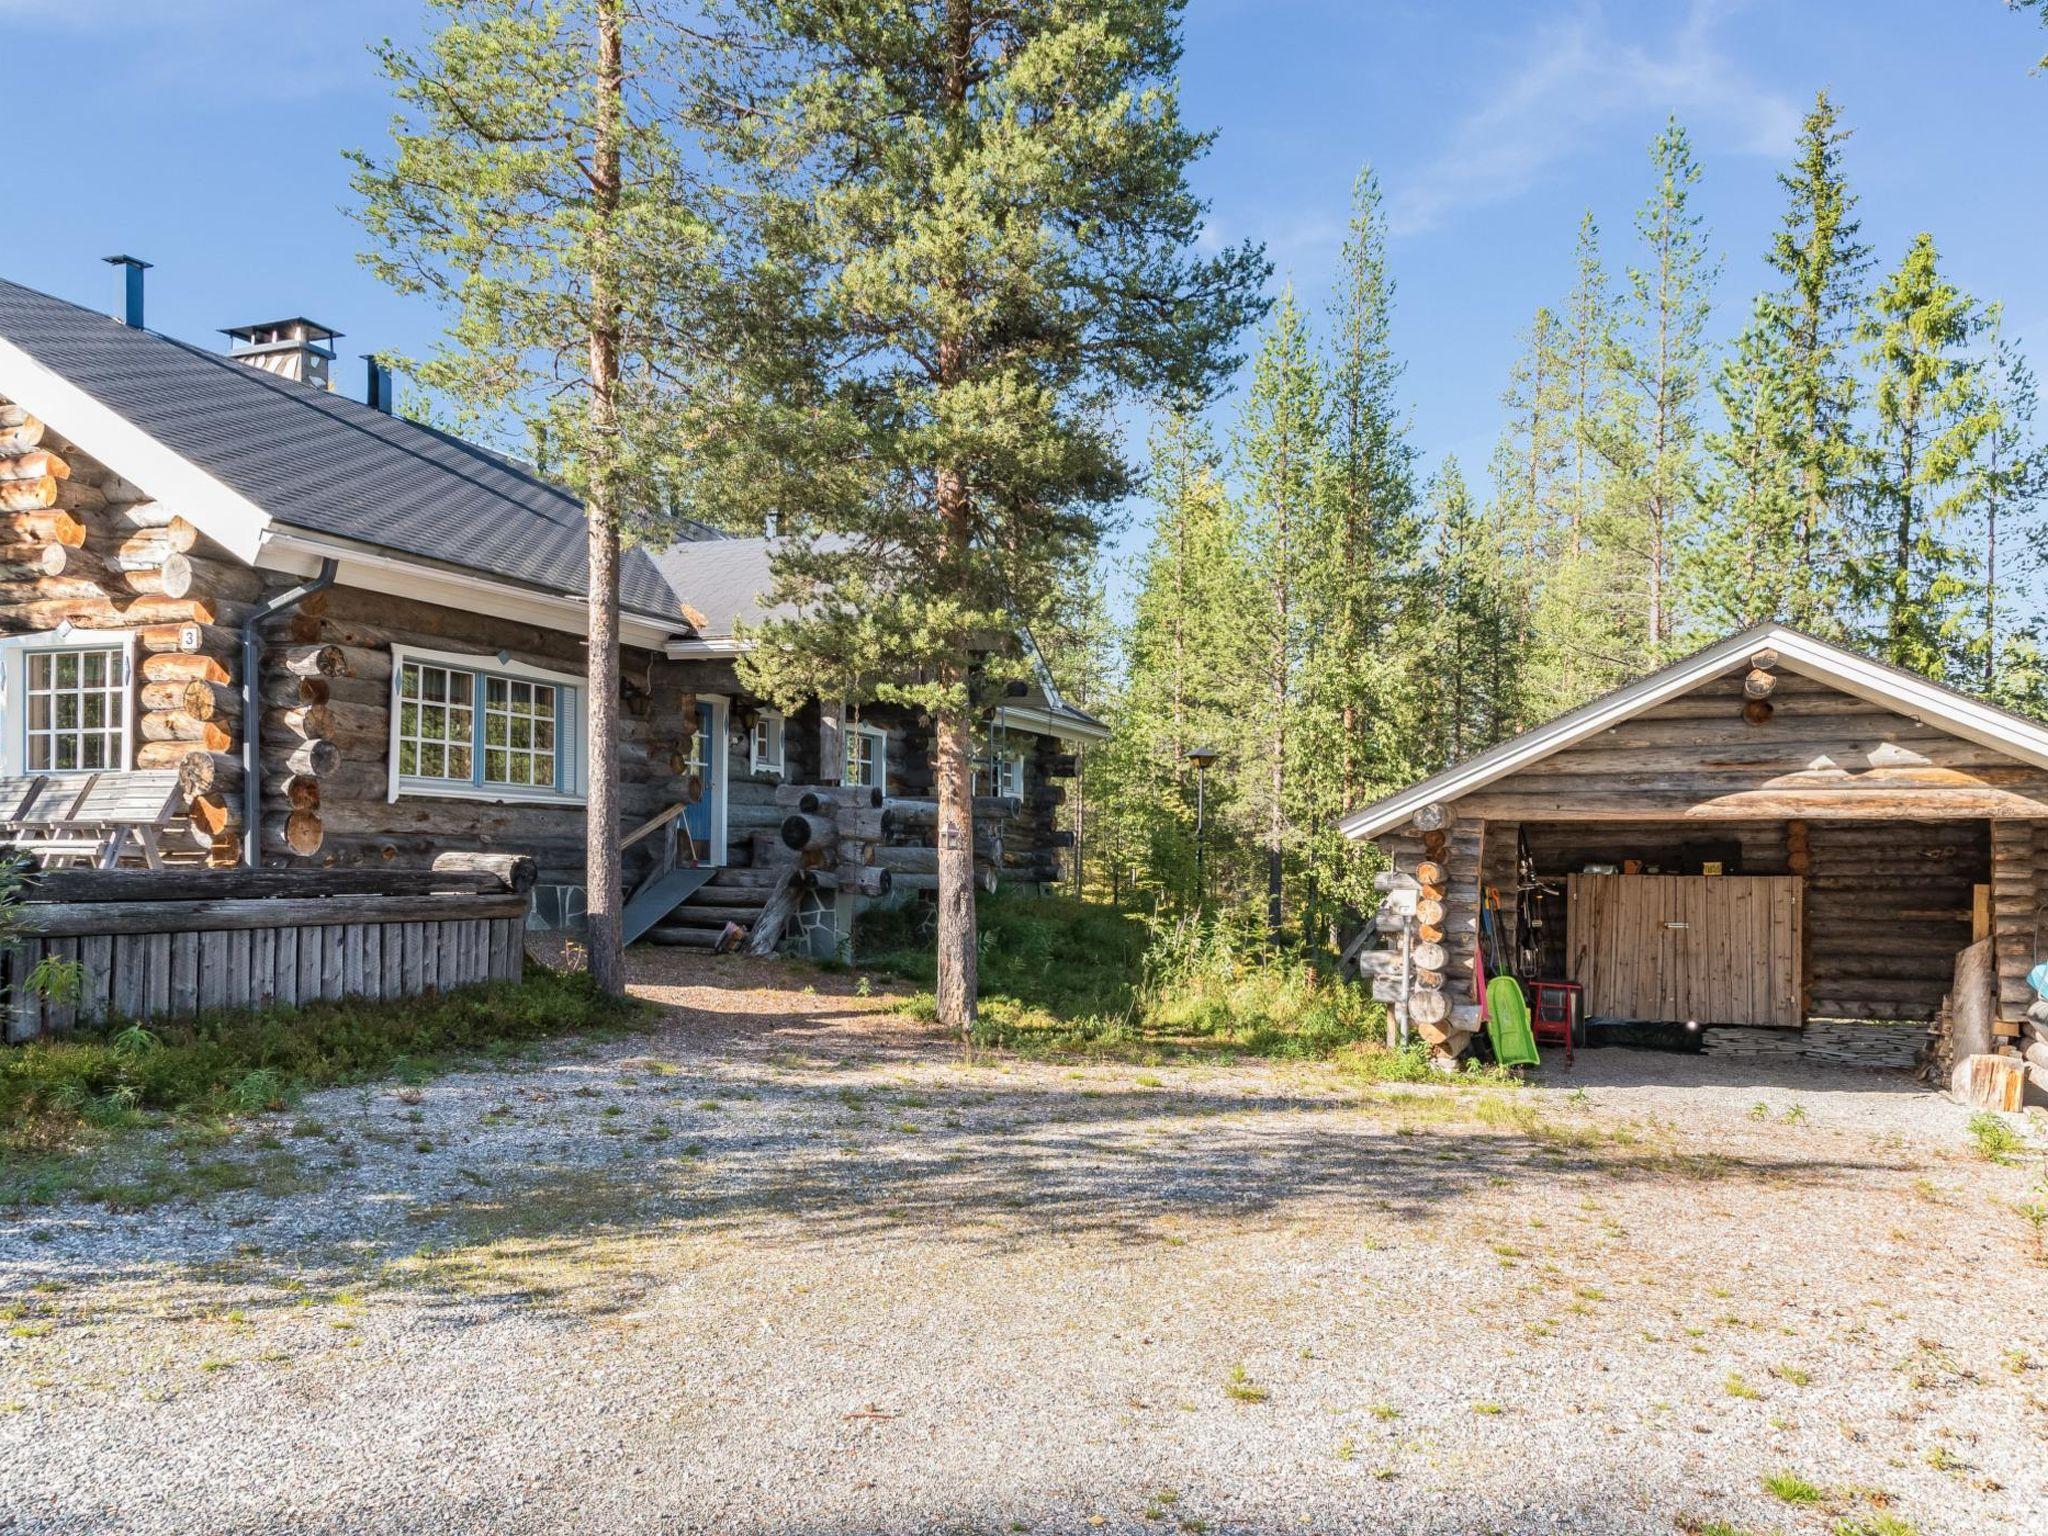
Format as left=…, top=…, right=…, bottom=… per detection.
left=0, top=627, right=137, bottom=777
left=749, top=709, right=785, bottom=778
left=387, top=644, right=586, bottom=805
left=845, top=722, right=887, bottom=793
left=993, top=751, right=1026, bottom=800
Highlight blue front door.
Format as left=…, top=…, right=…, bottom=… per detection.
left=682, top=700, right=721, bottom=864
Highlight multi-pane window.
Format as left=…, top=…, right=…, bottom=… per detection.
left=396, top=661, right=475, bottom=783
left=974, top=751, right=1027, bottom=800
left=25, top=646, right=127, bottom=771
left=483, top=676, right=557, bottom=788
left=845, top=724, right=885, bottom=791
left=394, top=654, right=577, bottom=796
left=750, top=711, right=784, bottom=776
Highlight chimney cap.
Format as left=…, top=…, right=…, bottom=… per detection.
left=222, top=317, right=342, bottom=345
left=102, top=254, right=153, bottom=270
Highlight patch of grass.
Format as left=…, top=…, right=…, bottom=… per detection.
left=1833, top=1519, right=1918, bottom=1536
left=1222, top=1364, right=1269, bottom=1404
left=1470, top=1401, right=1505, bottom=1415
left=1761, top=1470, right=1826, bottom=1505
left=1724, top=1373, right=1762, bottom=1400
left=857, top=895, right=1387, bottom=1062
left=1967, top=1112, right=2025, bottom=1165
left=0, top=969, right=637, bottom=1167
left=1769, top=1363, right=1811, bottom=1387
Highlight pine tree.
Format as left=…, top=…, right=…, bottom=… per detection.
left=712, top=0, right=1268, bottom=1034
left=1235, top=288, right=1329, bottom=937
left=2011, top=0, right=2048, bottom=71
left=1597, top=116, right=1717, bottom=658
left=1858, top=233, right=1996, bottom=677
left=1762, top=91, right=1871, bottom=637
left=1693, top=295, right=1800, bottom=631
left=351, top=0, right=723, bottom=995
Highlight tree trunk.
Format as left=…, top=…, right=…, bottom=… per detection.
left=582, top=0, right=628, bottom=997
left=930, top=0, right=978, bottom=1041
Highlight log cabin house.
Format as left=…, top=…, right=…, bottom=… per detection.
left=1341, top=624, right=2048, bottom=1103
left=0, top=269, right=1104, bottom=958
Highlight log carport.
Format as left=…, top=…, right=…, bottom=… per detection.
left=1339, top=624, right=2048, bottom=1104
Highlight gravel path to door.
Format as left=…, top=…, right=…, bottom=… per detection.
left=3, top=953, right=2046, bottom=1536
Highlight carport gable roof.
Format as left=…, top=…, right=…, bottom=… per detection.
left=1338, top=623, right=2048, bottom=840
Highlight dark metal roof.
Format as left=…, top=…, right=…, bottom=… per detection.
left=0, top=276, right=687, bottom=620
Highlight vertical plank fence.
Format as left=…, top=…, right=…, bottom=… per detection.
left=2, top=854, right=534, bottom=1042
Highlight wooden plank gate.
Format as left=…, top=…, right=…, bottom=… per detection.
left=1566, top=873, right=1802, bottom=1028
left=2, top=854, right=534, bottom=1042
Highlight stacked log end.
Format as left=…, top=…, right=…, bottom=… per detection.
left=0, top=397, right=247, bottom=863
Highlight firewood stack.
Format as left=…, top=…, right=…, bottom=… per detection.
left=0, top=395, right=248, bottom=863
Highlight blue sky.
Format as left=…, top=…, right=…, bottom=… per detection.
left=3, top=0, right=2045, bottom=583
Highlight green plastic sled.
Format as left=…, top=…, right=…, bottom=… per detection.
left=1485, top=975, right=1540, bottom=1067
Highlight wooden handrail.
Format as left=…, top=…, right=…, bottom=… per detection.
left=621, top=802, right=688, bottom=851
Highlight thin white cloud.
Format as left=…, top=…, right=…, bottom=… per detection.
left=1390, top=0, right=1800, bottom=235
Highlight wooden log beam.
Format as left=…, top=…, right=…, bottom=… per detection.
left=14, top=891, right=528, bottom=938
left=0, top=448, right=69, bottom=482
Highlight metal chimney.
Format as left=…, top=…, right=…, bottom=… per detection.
left=102, top=255, right=151, bottom=328
left=222, top=317, right=342, bottom=389
left=361, top=354, right=395, bottom=413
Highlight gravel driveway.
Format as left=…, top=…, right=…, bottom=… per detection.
left=4, top=953, right=2046, bottom=1536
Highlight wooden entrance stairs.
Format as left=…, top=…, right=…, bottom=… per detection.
left=643, top=865, right=801, bottom=954
left=620, top=798, right=801, bottom=955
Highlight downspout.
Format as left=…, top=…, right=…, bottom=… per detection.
left=241, top=558, right=339, bottom=867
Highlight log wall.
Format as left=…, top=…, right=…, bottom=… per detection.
left=1516, top=817, right=1988, bottom=1024
left=1455, top=671, right=2048, bottom=822
left=0, top=395, right=240, bottom=860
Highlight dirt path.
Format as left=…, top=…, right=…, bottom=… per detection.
left=3, top=954, right=2045, bottom=1535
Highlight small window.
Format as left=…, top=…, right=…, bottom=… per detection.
left=25, top=645, right=128, bottom=771
left=750, top=711, right=784, bottom=777
left=391, top=648, right=582, bottom=800
left=976, top=750, right=1027, bottom=800
left=845, top=723, right=886, bottom=792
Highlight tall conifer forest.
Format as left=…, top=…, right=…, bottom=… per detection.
left=1058, top=96, right=2048, bottom=945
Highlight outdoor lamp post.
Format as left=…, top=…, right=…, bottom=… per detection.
left=1186, top=745, right=1220, bottom=907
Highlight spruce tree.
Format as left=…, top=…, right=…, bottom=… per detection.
left=1120, top=414, right=1251, bottom=910
left=1521, top=214, right=1629, bottom=718
left=1424, top=458, right=1524, bottom=764
left=1598, top=117, right=1717, bottom=658
left=1858, top=233, right=1996, bottom=677
left=1694, top=296, right=1800, bottom=632
left=1235, top=288, right=1328, bottom=937
left=1761, top=91, right=1871, bottom=637
left=1971, top=322, right=2046, bottom=694
left=1306, top=167, right=1422, bottom=930
left=710, top=0, right=1268, bottom=1033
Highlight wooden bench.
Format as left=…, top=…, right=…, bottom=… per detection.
left=0, top=771, right=185, bottom=869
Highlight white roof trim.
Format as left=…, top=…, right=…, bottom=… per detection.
left=1339, top=623, right=2048, bottom=839
left=997, top=703, right=1110, bottom=745
left=0, top=334, right=273, bottom=564
left=260, top=529, right=679, bottom=652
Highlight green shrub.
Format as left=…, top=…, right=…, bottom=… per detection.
left=1, top=968, right=635, bottom=1154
